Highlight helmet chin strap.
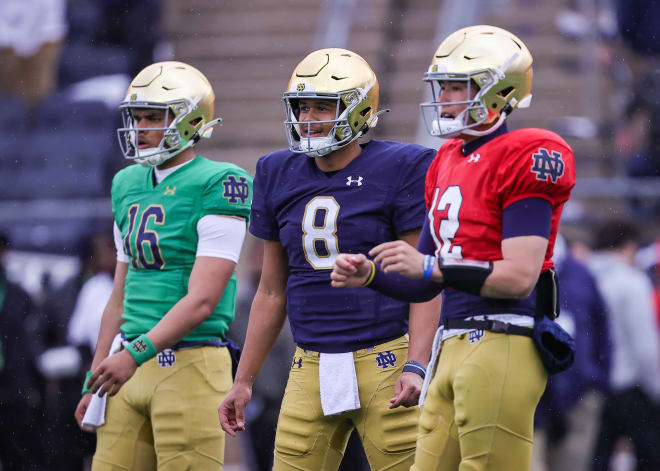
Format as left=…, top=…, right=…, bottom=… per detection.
left=461, top=110, right=508, bottom=137
left=432, top=110, right=507, bottom=139
left=300, top=108, right=390, bottom=158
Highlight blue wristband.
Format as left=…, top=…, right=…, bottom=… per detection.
left=423, top=255, right=436, bottom=280
left=402, top=360, right=426, bottom=379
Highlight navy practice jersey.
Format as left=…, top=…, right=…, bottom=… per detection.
left=250, top=140, right=435, bottom=353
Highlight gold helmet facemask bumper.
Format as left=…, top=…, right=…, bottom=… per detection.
left=117, top=61, right=221, bottom=167
left=283, top=48, right=385, bottom=158
left=420, top=25, right=533, bottom=139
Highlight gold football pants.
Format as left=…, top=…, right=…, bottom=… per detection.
left=273, top=335, right=419, bottom=471
left=92, top=346, right=232, bottom=471
left=412, top=330, right=547, bottom=471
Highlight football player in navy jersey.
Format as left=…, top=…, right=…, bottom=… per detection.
left=218, top=48, right=440, bottom=471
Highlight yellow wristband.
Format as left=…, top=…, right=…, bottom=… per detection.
left=362, top=260, right=376, bottom=287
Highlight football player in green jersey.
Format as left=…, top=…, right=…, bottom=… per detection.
left=73, top=61, right=252, bottom=471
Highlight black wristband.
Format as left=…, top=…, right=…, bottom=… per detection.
left=438, top=258, right=493, bottom=296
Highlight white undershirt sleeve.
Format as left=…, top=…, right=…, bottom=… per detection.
left=113, top=221, right=130, bottom=263
left=196, top=215, right=247, bottom=262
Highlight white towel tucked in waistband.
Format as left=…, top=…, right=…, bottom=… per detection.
left=82, top=333, right=126, bottom=430
left=419, top=326, right=443, bottom=408
left=319, top=352, right=361, bottom=416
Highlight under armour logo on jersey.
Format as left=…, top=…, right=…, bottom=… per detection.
left=222, top=175, right=250, bottom=204
left=346, top=176, right=363, bottom=187
left=157, top=349, right=176, bottom=367
left=292, top=357, right=303, bottom=369
left=531, top=148, right=565, bottom=183
left=468, top=330, right=485, bottom=344
left=467, top=153, right=481, bottom=163
left=375, top=351, right=397, bottom=369
left=164, top=185, right=176, bottom=196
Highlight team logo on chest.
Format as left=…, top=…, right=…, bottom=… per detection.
left=467, top=153, right=481, bottom=163
left=346, top=176, right=363, bottom=187
left=375, top=351, right=397, bottom=369
left=222, top=175, right=250, bottom=204
left=531, top=148, right=565, bottom=183
left=157, top=349, right=176, bottom=367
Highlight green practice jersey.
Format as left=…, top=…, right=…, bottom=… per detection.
left=111, top=156, right=252, bottom=342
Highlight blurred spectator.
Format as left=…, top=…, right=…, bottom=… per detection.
left=533, top=234, right=611, bottom=471
left=0, top=0, right=68, bottom=106
left=588, top=219, right=660, bottom=471
left=0, top=232, right=45, bottom=469
left=614, top=66, right=660, bottom=181
left=67, top=231, right=116, bottom=354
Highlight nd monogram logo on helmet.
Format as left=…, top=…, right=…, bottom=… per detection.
left=530, top=147, right=565, bottom=183
left=222, top=175, right=250, bottom=204
left=296, top=83, right=305, bottom=91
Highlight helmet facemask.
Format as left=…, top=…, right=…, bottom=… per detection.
left=283, top=85, right=376, bottom=158
left=421, top=52, right=531, bottom=139
left=117, top=97, right=220, bottom=168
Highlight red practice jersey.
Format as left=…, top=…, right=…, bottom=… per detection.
left=425, top=128, right=576, bottom=272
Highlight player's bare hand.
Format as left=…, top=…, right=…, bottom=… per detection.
left=370, top=241, right=424, bottom=279
left=219, top=382, right=252, bottom=436
left=88, top=349, right=137, bottom=398
left=74, top=393, right=96, bottom=432
left=330, top=253, right=371, bottom=288
left=389, top=371, right=423, bottom=408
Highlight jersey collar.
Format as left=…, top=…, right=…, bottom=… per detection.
left=461, top=123, right=509, bottom=156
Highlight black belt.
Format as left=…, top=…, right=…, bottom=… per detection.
left=443, top=318, right=533, bottom=337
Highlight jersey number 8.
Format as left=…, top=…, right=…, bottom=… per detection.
left=302, top=196, right=340, bottom=270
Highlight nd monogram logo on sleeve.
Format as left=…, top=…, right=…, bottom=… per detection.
left=222, top=175, right=250, bottom=204
left=530, top=148, right=565, bottom=183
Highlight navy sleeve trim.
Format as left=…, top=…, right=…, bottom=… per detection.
left=502, top=197, right=552, bottom=240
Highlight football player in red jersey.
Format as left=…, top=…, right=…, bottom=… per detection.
left=331, top=25, right=576, bottom=470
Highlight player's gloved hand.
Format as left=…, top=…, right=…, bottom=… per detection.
left=219, top=382, right=252, bottom=436
left=74, top=393, right=95, bottom=432
left=370, top=240, right=424, bottom=279
left=87, top=349, right=138, bottom=398
left=389, top=371, right=423, bottom=408
left=330, top=253, right=372, bottom=288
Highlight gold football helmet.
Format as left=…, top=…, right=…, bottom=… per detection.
left=283, top=48, right=382, bottom=157
left=117, top=61, right=221, bottom=167
left=420, top=25, right=533, bottom=138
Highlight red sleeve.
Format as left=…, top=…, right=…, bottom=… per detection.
left=496, top=135, right=576, bottom=210
left=425, top=149, right=442, bottom=211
